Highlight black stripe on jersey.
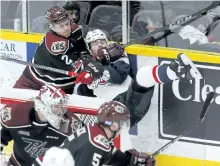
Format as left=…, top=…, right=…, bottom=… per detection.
left=28, top=66, right=76, bottom=87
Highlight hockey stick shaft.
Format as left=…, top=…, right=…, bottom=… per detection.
left=123, top=1, right=220, bottom=47
left=0, top=56, right=78, bottom=77
left=151, top=91, right=214, bottom=157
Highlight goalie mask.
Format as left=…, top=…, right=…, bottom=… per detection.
left=97, top=101, right=130, bottom=138
left=35, top=85, right=69, bottom=130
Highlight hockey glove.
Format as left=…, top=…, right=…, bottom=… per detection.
left=0, top=154, right=8, bottom=166
left=75, top=58, right=104, bottom=85
left=96, top=42, right=125, bottom=64
left=169, top=53, right=203, bottom=80
left=125, top=149, right=156, bottom=166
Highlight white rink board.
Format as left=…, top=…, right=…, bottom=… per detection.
left=134, top=55, right=220, bottom=162
left=0, top=57, right=220, bottom=162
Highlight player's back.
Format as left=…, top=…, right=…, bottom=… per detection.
left=61, top=124, right=113, bottom=166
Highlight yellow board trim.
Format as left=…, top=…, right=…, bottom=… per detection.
left=0, top=30, right=44, bottom=43
left=1, top=30, right=220, bottom=64
left=125, top=44, right=220, bottom=64
left=1, top=30, right=220, bottom=165
left=156, top=154, right=220, bottom=166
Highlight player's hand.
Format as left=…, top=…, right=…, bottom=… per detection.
left=70, top=60, right=83, bottom=75
left=75, top=58, right=104, bottom=85
left=96, top=42, right=125, bottom=64
left=41, top=147, right=75, bottom=166
left=125, top=149, right=156, bottom=166
left=0, top=154, right=8, bottom=166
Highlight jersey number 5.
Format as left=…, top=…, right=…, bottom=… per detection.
left=92, top=153, right=102, bottom=166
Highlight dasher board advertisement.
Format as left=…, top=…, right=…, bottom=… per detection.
left=159, top=59, right=220, bottom=146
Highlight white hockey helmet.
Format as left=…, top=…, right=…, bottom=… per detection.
left=86, top=29, right=108, bottom=44
left=35, top=85, right=69, bottom=130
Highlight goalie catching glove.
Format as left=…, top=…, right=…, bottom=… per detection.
left=75, top=58, right=104, bottom=85
left=96, top=42, right=125, bottom=64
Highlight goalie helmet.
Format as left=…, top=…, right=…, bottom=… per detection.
left=45, top=5, right=69, bottom=24
left=35, top=85, right=69, bottom=130
left=86, top=29, right=108, bottom=45
left=97, top=101, right=130, bottom=135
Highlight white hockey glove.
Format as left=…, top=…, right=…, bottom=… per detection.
left=42, top=147, right=75, bottom=166
left=178, top=25, right=209, bottom=45
left=0, top=154, right=9, bottom=166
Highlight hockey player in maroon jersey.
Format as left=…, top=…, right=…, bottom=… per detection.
left=0, top=85, right=83, bottom=166
left=33, top=53, right=202, bottom=166
left=34, top=101, right=156, bottom=166
left=13, top=5, right=104, bottom=94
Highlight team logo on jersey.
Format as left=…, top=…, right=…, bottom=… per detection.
left=93, top=134, right=110, bottom=149
left=70, top=117, right=82, bottom=132
left=87, top=70, right=110, bottom=89
left=1, top=107, right=11, bottom=122
left=114, top=105, right=125, bottom=113
left=22, top=137, right=48, bottom=158
left=51, top=41, right=66, bottom=53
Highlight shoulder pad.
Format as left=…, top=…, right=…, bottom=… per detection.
left=87, top=124, right=111, bottom=152
left=1, top=102, right=34, bottom=128
left=66, top=112, right=83, bottom=134
left=45, top=31, right=69, bottom=55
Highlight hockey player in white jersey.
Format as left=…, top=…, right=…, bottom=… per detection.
left=73, top=29, right=203, bottom=127
left=74, top=29, right=131, bottom=99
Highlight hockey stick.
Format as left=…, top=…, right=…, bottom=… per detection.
left=0, top=56, right=78, bottom=77
left=123, top=1, right=220, bottom=47
left=151, top=91, right=214, bottom=157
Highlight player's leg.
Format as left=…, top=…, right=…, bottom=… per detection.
left=115, top=53, right=202, bottom=127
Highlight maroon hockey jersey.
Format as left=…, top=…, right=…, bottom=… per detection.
left=0, top=102, right=83, bottom=166
left=18, top=22, right=90, bottom=94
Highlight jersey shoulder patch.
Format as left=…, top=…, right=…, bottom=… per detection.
left=1, top=102, right=34, bottom=128
left=87, top=124, right=111, bottom=152
left=45, top=31, right=69, bottom=55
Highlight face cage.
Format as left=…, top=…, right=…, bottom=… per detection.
left=50, top=96, right=69, bottom=117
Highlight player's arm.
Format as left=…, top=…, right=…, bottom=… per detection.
left=105, top=148, right=156, bottom=166
left=69, top=23, right=90, bottom=54
left=0, top=107, right=13, bottom=151
left=96, top=43, right=130, bottom=84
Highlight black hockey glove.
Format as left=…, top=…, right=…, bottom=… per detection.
left=125, top=149, right=156, bottom=166
left=69, top=27, right=83, bottom=44
left=75, top=58, right=104, bottom=85
left=96, top=42, right=125, bottom=64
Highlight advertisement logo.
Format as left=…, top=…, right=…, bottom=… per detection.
left=0, top=39, right=27, bottom=61
left=159, top=60, right=220, bottom=146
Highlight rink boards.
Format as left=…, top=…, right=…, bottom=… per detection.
left=1, top=30, right=220, bottom=166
